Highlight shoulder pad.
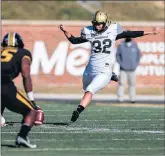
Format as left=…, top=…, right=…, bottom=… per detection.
left=109, top=23, right=123, bottom=34
left=22, top=48, right=32, bottom=61
left=81, top=26, right=93, bottom=39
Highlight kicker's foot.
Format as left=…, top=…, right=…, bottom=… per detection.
left=111, top=72, right=118, bottom=82
left=71, top=110, right=79, bottom=122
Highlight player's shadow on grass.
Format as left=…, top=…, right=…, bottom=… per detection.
left=1, top=144, right=17, bottom=148
left=51, top=122, right=71, bottom=126
left=5, top=122, right=19, bottom=126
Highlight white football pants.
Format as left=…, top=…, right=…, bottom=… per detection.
left=82, top=72, right=112, bottom=94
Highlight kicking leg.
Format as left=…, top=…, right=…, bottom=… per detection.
left=71, top=73, right=111, bottom=122
left=71, top=91, right=93, bottom=122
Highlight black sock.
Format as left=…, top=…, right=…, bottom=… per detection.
left=76, top=105, right=85, bottom=114
left=18, top=124, right=31, bottom=139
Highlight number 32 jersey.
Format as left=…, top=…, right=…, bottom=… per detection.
left=81, top=23, right=123, bottom=75
left=1, top=47, right=32, bottom=84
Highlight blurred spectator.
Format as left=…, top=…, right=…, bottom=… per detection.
left=116, top=36, right=141, bottom=103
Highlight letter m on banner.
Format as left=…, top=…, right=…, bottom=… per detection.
left=31, top=41, right=69, bottom=75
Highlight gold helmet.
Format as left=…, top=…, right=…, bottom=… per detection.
left=91, top=10, right=111, bottom=31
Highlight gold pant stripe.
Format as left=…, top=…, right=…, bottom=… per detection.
left=17, top=90, right=30, bottom=102
left=16, top=93, right=33, bottom=110
left=18, top=90, right=37, bottom=109
left=9, top=32, right=14, bottom=46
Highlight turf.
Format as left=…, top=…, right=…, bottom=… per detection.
left=1, top=103, right=165, bottom=156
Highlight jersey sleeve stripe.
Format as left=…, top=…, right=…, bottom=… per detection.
left=22, top=56, right=32, bottom=63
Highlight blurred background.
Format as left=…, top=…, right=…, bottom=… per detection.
left=2, top=1, right=165, bottom=97
left=2, top=1, right=164, bottom=21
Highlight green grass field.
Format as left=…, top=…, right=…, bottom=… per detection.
left=1, top=102, right=164, bottom=156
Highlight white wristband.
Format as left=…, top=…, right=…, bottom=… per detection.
left=27, top=91, right=34, bottom=101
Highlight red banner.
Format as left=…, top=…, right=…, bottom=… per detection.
left=2, top=21, right=164, bottom=89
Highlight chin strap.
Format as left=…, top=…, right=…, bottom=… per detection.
left=97, top=26, right=108, bottom=34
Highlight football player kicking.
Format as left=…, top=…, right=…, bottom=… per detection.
left=59, top=10, right=162, bottom=122
left=1, top=32, right=44, bottom=148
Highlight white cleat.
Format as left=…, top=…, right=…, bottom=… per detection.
left=0, top=116, right=6, bottom=127
left=15, top=136, right=37, bottom=148
left=0, top=123, right=7, bottom=127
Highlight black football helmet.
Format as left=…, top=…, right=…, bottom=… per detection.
left=1, top=32, right=24, bottom=48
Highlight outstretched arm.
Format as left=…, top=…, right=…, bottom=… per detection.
left=59, top=24, right=88, bottom=44
left=116, top=27, right=162, bottom=40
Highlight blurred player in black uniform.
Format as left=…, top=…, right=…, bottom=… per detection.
left=1, top=32, right=44, bottom=148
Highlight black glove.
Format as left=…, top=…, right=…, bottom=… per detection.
left=59, top=24, right=66, bottom=33
left=31, top=101, right=41, bottom=110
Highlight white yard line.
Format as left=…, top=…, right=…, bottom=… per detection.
left=3, top=116, right=164, bottom=122
left=80, top=119, right=165, bottom=121
left=2, top=129, right=164, bottom=134
left=6, top=125, right=164, bottom=130
left=2, top=147, right=164, bottom=152
left=3, top=138, right=164, bottom=142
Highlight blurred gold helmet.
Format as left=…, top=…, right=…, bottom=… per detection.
left=91, top=10, right=111, bottom=31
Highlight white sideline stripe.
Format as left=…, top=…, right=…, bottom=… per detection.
left=33, top=93, right=165, bottom=101
left=2, top=20, right=164, bottom=27
left=73, top=119, right=165, bottom=121
left=3, top=138, right=164, bottom=142
left=3, top=147, right=164, bottom=152
left=2, top=130, right=164, bottom=134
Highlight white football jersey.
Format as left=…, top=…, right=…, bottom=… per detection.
left=81, top=23, right=123, bottom=75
